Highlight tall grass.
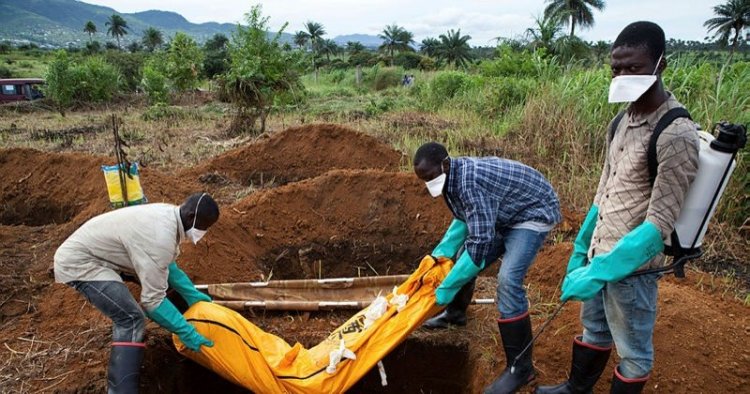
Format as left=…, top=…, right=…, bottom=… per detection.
left=306, top=55, right=749, bottom=232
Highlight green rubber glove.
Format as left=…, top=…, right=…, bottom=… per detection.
left=435, top=250, right=484, bottom=306
left=168, top=262, right=211, bottom=307
left=146, top=298, right=213, bottom=352
left=561, top=221, right=664, bottom=302
left=566, top=205, right=599, bottom=274
left=432, top=219, right=469, bottom=259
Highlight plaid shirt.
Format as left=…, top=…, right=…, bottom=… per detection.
left=444, top=157, right=561, bottom=265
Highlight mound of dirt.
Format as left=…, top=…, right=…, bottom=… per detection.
left=0, top=137, right=748, bottom=394
left=186, top=123, right=404, bottom=187
left=178, top=169, right=452, bottom=283
left=0, top=147, right=201, bottom=284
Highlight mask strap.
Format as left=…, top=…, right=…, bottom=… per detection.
left=191, top=193, right=206, bottom=230
left=440, top=156, right=449, bottom=175
left=652, top=53, right=663, bottom=75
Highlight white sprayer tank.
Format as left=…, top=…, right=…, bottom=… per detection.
left=671, top=123, right=746, bottom=251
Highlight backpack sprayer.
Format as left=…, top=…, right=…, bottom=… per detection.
left=510, top=120, right=747, bottom=374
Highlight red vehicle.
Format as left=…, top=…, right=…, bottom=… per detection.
left=0, top=78, right=45, bottom=103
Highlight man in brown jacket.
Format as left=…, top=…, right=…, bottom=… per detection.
left=536, top=22, right=699, bottom=394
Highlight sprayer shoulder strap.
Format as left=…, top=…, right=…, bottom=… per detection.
left=608, top=107, right=692, bottom=185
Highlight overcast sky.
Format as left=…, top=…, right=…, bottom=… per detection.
left=82, top=0, right=726, bottom=45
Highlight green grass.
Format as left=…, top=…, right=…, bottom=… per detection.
left=301, top=57, right=749, bottom=237
left=0, top=50, right=50, bottom=78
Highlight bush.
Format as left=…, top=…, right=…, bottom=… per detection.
left=104, top=51, right=145, bottom=92
left=479, top=46, right=539, bottom=78
left=224, top=5, right=305, bottom=134
left=453, top=76, right=538, bottom=117
left=393, top=52, right=423, bottom=70
left=203, top=33, right=230, bottom=79
left=85, top=41, right=102, bottom=55
left=142, top=60, right=169, bottom=105
left=419, top=56, right=436, bottom=71
left=0, top=64, right=12, bottom=78
left=372, top=67, right=402, bottom=90
left=166, top=32, right=204, bottom=92
left=43, top=51, right=123, bottom=113
left=327, top=69, right=348, bottom=83
left=427, top=71, right=470, bottom=103
left=328, top=58, right=349, bottom=71
left=0, top=41, right=11, bottom=54
left=349, top=51, right=376, bottom=67
left=73, top=56, right=122, bottom=103
left=44, top=50, right=76, bottom=114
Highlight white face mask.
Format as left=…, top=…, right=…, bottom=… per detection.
left=608, top=53, right=662, bottom=103
left=186, top=193, right=207, bottom=245
left=186, top=228, right=207, bottom=244
left=425, top=164, right=447, bottom=198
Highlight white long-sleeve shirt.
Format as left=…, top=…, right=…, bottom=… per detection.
left=54, top=203, right=186, bottom=311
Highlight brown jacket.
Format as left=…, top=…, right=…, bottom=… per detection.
left=588, top=93, right=700, bottom=269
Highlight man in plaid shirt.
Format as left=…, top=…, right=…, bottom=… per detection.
left=414, top=142, right=561, bottom=394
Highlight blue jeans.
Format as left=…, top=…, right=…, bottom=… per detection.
left=68, top=281, right=146, bottom=343
left=487, top=228, right=549, bottom=319
left=581, top=273, right=660, bottom=378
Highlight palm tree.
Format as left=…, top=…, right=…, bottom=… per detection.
left=141, top=27, right=163, bottom=52
left=543, top=0, right=605, bottom=37
left=526, top=14, right=563, bottom=53
left=437, top=29, right=473, bottom=68
left=378, top=24, right=415, bottom=65
left=293, top=31, right=309, bottom=50
left=304, top=21, right=326, bottom=76
left=346, top=41, right=365, bottom=54
left=105, top=14, right=129, bottom=48
left=704, top=0, right=750, bottom=61
left=420, top=37, right=440, bottom=57
left=320, top=39, right=340, bottom=61
left=83, top=21, right=97, bottom=42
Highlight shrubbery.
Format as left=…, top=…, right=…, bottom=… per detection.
left=0, top=64, right=12, bottom=78
left=72, top=56, right=121, bottom=103
left=104, top=51, right=145, bottom=92
left=370, top=67, right=402, bottom=90
left=141, top=59, right=169, bottom=105
left=393, top=52, right=423, bottom=70
left=166, top=32, right=204, bottom=92
left=426, top=71, right=470, bottom=104
left=44, top=51, right=122, bottom=114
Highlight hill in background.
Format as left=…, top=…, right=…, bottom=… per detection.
left=0, top=0, right=296, bottom=47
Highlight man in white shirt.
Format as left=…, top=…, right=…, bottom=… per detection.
left=54, top=193, right=220, bottom=394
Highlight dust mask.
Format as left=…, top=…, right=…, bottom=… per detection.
left=425, top=165, right=447, bottom=198
left=186, top=193, right=207, bottom=244
left=608, top=53, right=662, bottom=103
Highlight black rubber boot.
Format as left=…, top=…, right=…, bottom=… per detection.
left=422, top=279, right=475, bottom=329
left=108, top=342, right=145, bottom=394
left=535, top=336, right=612, bottom=394
left=610, top=367, right=648, bottom=394
left=484, top=312, right=535, bottom=394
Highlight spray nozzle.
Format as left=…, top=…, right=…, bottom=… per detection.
left=711, top=122, right=747, bottom=153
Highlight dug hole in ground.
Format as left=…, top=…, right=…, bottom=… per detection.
left=0, top=124, right=748, bottom=393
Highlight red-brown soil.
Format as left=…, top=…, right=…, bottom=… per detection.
left=185, top=123, right=404, bottom=187
left=0, top=124, right=747, bottom=393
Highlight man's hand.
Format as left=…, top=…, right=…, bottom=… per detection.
left=178, top=329, right=214, bottom=352
left=560, top=267, right=605, bottom=302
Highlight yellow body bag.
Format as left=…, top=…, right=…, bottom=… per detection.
left=175, top=256, right=452, bottom=393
